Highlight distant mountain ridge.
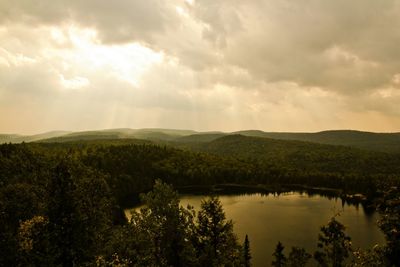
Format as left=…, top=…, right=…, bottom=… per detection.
left=0, top=131, right=71, bottom=143
left=181, top=134, right=400, bottom=174
left=1, top=128, right=400, bottom=153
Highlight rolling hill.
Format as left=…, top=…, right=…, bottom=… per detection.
left=234, top=130, right=400, bottom=153
left=182, top=134, right=400, bottom=175
left=2, top=128, right=400, bottom=153
left=0, top=131, right=71, bottom=143
left=174, top=130, right=400, bottom=153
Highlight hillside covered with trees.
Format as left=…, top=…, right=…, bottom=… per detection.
left=2, top=128, right=400, bottom=153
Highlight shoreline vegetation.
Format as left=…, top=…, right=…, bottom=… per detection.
left=125, top=183, right=372, bottom=210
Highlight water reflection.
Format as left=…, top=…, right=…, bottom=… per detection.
left=126, top=191, right=384, bottom=267
left=183, top=192, right=383, bottom=267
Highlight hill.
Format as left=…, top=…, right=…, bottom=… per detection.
left=2, top=128, right=400, bottom=153
left=184, top=134, right=400, bottom=175
left=0, top=131, right=71, bottom=143
left=18, top=128, right=198, bottom=143
left=234, top=130, right=400, bottom=153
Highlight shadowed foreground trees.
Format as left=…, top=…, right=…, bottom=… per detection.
left=287, top=247, right=311, bottom=267
left=314, top=216, right=352, bottom=267
left=196, top=196, right=241, bottom=266
left=272, top=201, right=399, bottom=267
left=271, top=242, right=286, bottom=267
left=1, top=173, right=400, bottom=266
left=7, top=159, right=113, bottom=266
left=377, top=186, right=400, bottom=266
left=243, top=234, right=251, bottom=267
left=101, top=180, right=245, bottom=267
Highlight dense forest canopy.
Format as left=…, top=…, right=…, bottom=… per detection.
left=1, top=136, right=400, bottom=266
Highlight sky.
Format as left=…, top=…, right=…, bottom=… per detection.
left=1, top=0, right=400, bottom=134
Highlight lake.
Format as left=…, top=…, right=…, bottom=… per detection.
left=126, top=192, right=385, bottom=266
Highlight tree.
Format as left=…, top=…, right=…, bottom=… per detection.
left=351, top=245, right=387, bottom=267
left=243, top=234, right=252, bottom=267
left=287, top=246, right=311, bottom=267
left=45, top=159, right=113, bottom=266
left=377, top=186, right=400, bottom=266
left=271, top=242, right=286, bottom=267
left=0, top=183, right=42, bottom=266
left=46, top=161, right=78, bottom=266
left=196, top=196, right=241, bottom=266
left=18, top=216, right=52, bottom=266
left=314, top=216, right=352, bottom=267
left=127, top=180, right=197, bottom=266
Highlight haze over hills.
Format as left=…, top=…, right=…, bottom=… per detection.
left=1, top=128, right=400, bottom=153
left=0, top=131, right=72, bottom=144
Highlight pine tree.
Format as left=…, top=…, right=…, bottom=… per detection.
left=196, top=196, right=241, bottom=266
left=243, top=234, right=252, bottom=267
left=272, top=241, right=286, bottom=267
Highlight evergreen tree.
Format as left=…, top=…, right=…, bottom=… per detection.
left=243, top=234, right=251, bottom=267
left=196, top=196, right=241, bottom=266
left=272, top=242, right=286, bottom=267
left=314, top=216, right=352, bottom=267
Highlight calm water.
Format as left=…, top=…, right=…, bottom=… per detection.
left=127, top=192, right=384, bottom=266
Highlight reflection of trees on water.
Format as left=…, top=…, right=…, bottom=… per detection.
left=175, top=184, right=376, bottom=212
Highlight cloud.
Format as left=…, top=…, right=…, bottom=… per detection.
left=0, top=0, right=181, bottom=44
left=210, top=0, right=400, bottom=93
left=1, top=0, right=400, bottom=133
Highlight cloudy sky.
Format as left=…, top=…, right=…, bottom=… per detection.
left=1, top=0, right=400, bottom=134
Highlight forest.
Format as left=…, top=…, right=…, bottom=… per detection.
left=0, top=137, right=400, bottom=266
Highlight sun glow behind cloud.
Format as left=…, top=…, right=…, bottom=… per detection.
left=48, top=26, right=163, bottom=87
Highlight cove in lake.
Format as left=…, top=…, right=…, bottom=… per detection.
left=126, top=192, right=384, bottom=267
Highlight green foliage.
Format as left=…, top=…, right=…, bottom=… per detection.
left=235, top=130, right=400, bottom=153
left=271, top=242, right=286, bottom=267
left=18, top=216, right=52, bottom=266
left=351, top=245, right=388, bottom=267
left=0, top=183, right=43, bottom=266
left=196, top=196, right=242, bottom=266
left=314, top=216, right=352, bottom=267
left=102, top=181, right=242, bottom=267
left=31, top=159, right=112, bottom=266
left=377, top=186, right=400, bottom=266
left=130, top=180, right=198, bottom=266
left=0, top=141, right=399, bottom=266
